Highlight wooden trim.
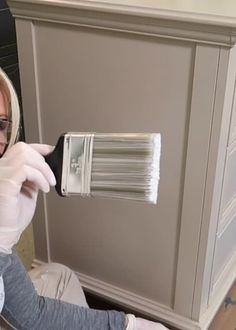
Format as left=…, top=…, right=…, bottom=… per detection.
left=6, top=0, right=236, bottom=27
left=220, top=195, right=236, bottom=236
left=191, top=47, right=231, bottom=320
left=7, top=0, right=236, bottom=47
left=15, top=19, right=50, bottom=262
left=174, top=45, right=221, bottom=318
left=206, top=45, right=236, bottom=302
left=32, top=258, right=201, bottom=330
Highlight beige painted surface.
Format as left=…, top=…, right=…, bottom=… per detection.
left=8, top=1, right=236, bottom=329
left=33, top=23, right=193, bottom=307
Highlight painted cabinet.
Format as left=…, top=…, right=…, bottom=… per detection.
left=6, top=1, right=236, bottom=329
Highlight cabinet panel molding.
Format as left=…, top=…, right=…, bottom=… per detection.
left=213, top=213, right=236, bottom=284
left=174, top=44, right=220, bottom=319
left=229, top=77, right=236, bottom=144
left=15, top=19, right=50, bottom=262
left=219, top=139, right=236, bottom=233
left=7, top=0, right=236, bottom=47
left=191, top=47, right=231, bottom=320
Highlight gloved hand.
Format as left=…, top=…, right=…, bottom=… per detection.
left=136, top=318, right=169, bottom=330
left=126, top=314, right=169, bottom=330
left=0, top=142, right=56, bottom=254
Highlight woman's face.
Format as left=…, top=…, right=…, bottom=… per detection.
left=0, top=90, right=10, bottom=155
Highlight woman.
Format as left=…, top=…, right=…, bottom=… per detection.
left=0, top=68, right=168, bottom=330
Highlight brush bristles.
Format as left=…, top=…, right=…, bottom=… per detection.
left=90, top=134, right=161, bottom=204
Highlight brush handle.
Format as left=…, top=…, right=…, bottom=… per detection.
left=44, top=135, right=65, bottom=197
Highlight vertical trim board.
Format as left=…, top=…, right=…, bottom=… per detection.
left=174, top=44, right=220, bottom=318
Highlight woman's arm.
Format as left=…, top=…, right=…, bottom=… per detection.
left=2, top=253, right=126, bottom=330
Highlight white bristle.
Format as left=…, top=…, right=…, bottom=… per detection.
left=90, top=133, right=161, bottom=204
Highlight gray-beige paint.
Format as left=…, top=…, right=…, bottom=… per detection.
left=7, top=1, right=236, bottom=329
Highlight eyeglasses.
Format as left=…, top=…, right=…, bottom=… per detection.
left=0, top=118, right=12, bottom=144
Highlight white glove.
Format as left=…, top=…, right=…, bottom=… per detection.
left=0, top=142, right=56, bottom=254
left=126, top=314, right=169, bottom=330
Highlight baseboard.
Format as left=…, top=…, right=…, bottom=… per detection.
left=77, top=271, right=202, bottom=330
left=32, top=259, right=202, bottom=330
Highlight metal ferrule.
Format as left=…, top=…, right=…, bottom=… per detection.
left=61, top=133, right=94, bottom=196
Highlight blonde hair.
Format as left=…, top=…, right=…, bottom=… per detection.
left=0, top=68, right=20, bottom=149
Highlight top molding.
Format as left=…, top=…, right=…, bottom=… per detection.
left=7, top=0, right=236, bottom=47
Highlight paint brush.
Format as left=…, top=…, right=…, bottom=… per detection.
left=45, top=132, right=161, bottom=204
